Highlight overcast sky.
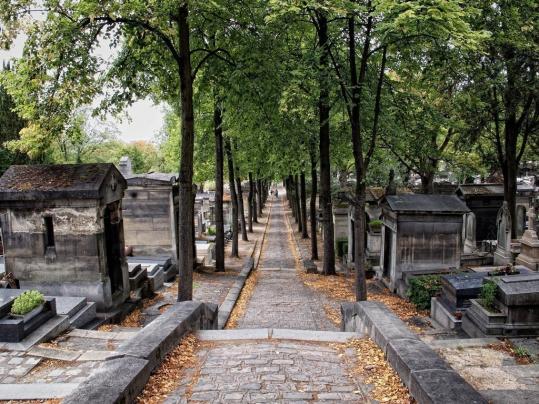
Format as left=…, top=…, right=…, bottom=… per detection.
left=0, top=36, right=164, bottom=143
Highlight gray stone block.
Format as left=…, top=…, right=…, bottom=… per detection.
left=63, top=356, right=151, bottom=404
left=386, top=338, right=451, bottom=386
left=410, top=369, right=488, bottom=404
left=117, top=301, right=217, bottom=372
left=0, top=383, right=79, bottom=400
left=69, top=302, right=97, bottom=329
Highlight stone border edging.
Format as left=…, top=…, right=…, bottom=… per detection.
left=218, top=200, right=273, bottom=329
left=63, top=301, right=218, bottom=404
left=341, top=301, right=488, bottom=404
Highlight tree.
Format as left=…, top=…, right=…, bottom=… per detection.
left=0, top=0, right=231, bottom=301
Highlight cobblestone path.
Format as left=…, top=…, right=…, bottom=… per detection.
left=166, top=340, right=366, bottom=403
left=238, top=196, right=336, bottom=331
left=163, top=191, right=367, bottom=403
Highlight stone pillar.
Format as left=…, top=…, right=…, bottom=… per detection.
left=494, top=202, right=512, bottom=265
left=463, top=212, right=477, bottom=254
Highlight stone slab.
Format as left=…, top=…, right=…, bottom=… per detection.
left=52, top=296, right=88, bottom=318
left=68, top=329, right=136, bottom=341
left=410, top=369, right=488, bottom=404
left=117, top=301, right=218, bottom=371
left=427, top=337, right=499, bottom=349
left=386, top=338, right=451, bottom=386
left=197, top=329, right=271, bottom=341
left=0, top=315, right=70, bottom=351
left=69, top=302, right=97, bottom=328
left=271, top=329, right=360, bottom=342
left=430, top=297, right=462, bottom=330
left=77, top=350, right=123, bottom=361
left=0, top=383, right=79, bottom=400
left=62, top=356, right=151, bottom=404
left=28, top=346, right=82, bottom=361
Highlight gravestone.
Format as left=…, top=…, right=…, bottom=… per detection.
left=463, top=212, right=477, bottom=254
left=439, top=272, right=486, bottom=313
left=516, top=205, right=526, bottom=238
left=515, top=207, right=539, bottom=271
left=494, top=202, right=512, bottom=265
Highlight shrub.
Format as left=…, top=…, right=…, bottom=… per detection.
left=11, top=290, right=45, bottom=315
left=407, top=275, right=442, bottom=310
left=368, top=219, right=383, bottom=230
left=207, top=226, right=216, bottom=236
left=480, top=280, right=498, bottom=312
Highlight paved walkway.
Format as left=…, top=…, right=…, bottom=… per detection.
left=239, top=197, right=336, bottom=331
left=164, top=193, right=366, bottom=403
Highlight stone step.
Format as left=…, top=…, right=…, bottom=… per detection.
left=68, top=329, right=137, bottom=341
left=55, top=296, right=88, bottom=318
left=29, top=346, right=82, bottom=362
left=0, top=383, right=79, bottom=400
left=0, top=315, right=70, bottom=351
left=196, top=328, right=361, bottom=343
left=427, top=337, right=500, bottom=349
left=70, top=302, right=97, bottom=329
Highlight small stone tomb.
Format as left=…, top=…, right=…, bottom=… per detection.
left=127, top=256, right=176, bottom=283
left=379, top=194, right=469, bottom=296
left=462, top=274, right=539, bottom=337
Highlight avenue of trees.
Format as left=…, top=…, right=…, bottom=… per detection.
left=0, top=0, right=537, bottom=301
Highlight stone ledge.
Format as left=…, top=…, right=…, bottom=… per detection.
left=218, top=257, right=255, bottom=329
left=341, top=301, right=487, bottom=404
left=341, top=301, right=418, bottom=352
left=62, top=356, right=151, bottom=404
left=64, top=301, right=217, bottom=404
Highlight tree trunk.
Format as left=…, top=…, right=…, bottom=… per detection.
left=420, top=173, right=435, bottom=194
left=300, top=171, right=309, bottom=239
left=251, top=172, right=258, bottom=223
left=310, top=156, right=319, bottom=260
left=236, top=175, right=249, bottom=241
left=192, top=184, right=197, bottom=270
left=214, top=100, right=225, bottom=272
left=247, top=172, right=254, bottom=232
left=317, top=11, right=336, bottom=276
left=295, top=174, right=302, bottom=233
left=225, top=139, right=239, bottom=258
left=505, top=120, right=518, bottom=238
left=177, top=3, right=195, bottom=302
left=257, top=179, right=263, bottom=215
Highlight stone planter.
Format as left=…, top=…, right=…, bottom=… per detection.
left=462, top=299, right=506, bottom=337
left=0, top=297, right=57, bottom=342
left=10, top=303, right=45, bottom=323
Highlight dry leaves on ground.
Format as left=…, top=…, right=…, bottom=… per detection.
left=136, top=334, right=200, bottom=404
left=323, top=304, right=341, bottom=326
left=341, top=338, right=413, bottom=404
left=226, top=269, right=260, bottom=329
left=487, top=339, right=534, bottom=365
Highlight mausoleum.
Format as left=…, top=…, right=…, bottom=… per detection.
left=0, top=164, right=129, bottom=310
left=379, top=194, right=469, bottom=296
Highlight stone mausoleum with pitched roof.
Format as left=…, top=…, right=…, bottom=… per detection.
left=0, top=164, right=129, bottom=310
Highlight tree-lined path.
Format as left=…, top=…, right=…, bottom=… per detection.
left=163, top=188, right=367, bottom=403
left=239, top=190, right=335, bottom=331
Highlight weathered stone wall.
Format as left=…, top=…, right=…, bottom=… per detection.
left=123, top=186, right=175, bottom=256
left=397, top=215, right=462, bottom=273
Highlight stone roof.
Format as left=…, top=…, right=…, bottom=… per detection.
left=0, top=163, right=125, bottom=201
left=384, top=194, right=470, bottom=214
left=456, top=184, right=504, bottom=197
left=125, top=172, right=177, bottom=185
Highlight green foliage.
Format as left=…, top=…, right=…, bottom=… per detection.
left=407, top=275, right=442, bottom=310
left=207, top=226, right=216, bottom=236
left=368, top=219, right=383, bottom=230
left=480, top=280, right=498, bottom=312
left=513, top=346, right=531, bottom=359
left=10, top=290, right=45, bottom=315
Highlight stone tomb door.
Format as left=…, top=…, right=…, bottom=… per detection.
left=104, top=202, right=124, bottom=294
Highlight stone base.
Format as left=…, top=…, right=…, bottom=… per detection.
left=494, top=249, right=512, bottom=266
left=430, top=297, right=462, bottom=330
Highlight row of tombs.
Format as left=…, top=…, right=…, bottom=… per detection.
left=0, top=160, right=236, bottom=342
left=331, top=180, right=539, bottom=338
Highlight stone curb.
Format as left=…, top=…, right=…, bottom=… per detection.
left=341, top=301, right=487, bottom=404
left=196, top=328, right=360, bottom=342
left=218, top=200, right=273, bottom=329
left=63, top=301, right=218, bottom=404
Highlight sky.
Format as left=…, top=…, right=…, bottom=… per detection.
left=0, top=35, right=164, bottom=143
